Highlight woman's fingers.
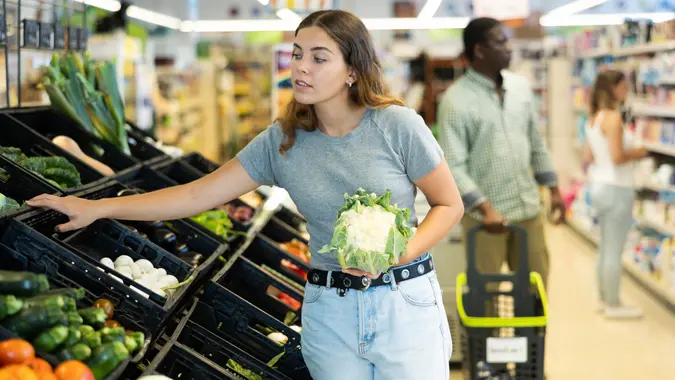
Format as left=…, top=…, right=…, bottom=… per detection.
left=55, top=221, right=78, bottom=233
left=342, top=268, right=381, bottom=279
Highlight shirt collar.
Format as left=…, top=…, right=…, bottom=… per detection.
left=465, top=68, right=507, bottom=92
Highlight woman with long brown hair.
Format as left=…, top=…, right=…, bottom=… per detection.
left=584, top=69, right=647, bottom=319
left=26, top=9, right=464, bottom=379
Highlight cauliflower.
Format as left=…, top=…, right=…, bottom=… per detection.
left=319, top=188, right=414, bottom=274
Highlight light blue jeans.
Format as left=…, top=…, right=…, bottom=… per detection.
left=590, top=183, right=634, bottom=306
left=300, top=258, right=452, bottom=380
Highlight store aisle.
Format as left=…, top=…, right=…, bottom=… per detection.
left=449, top=223, right=675, bottom=380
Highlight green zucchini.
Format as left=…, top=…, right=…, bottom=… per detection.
left=63, top=311, right=83, bottom=327
left=86, top=341, right=130, bottom=380
left=57, top=343, right=92, bottom=362
left=2, top=305, right=65, bottom=339
left=22, top=294, right=68, bottom=310
left=78, top=307, right=107, bottom=328
left=0, top=295, right=24, bottom=320
left=0, top=270, right=50, bottom=297
left=32, top=325, right=69, bottom=352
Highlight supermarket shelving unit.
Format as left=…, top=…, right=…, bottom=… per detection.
left=564, top=33, right=675, bottom=313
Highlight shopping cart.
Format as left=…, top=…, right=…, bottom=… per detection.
left=456, top=225, right=549, bottom=380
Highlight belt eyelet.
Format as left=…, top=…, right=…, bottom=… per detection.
left=312, top=273, right=320, bottom=283
left=361, top=277, right=371, bottom=290
left=401, top=269, right=410, bottom=280
left=417, top=264, right=425, bottom=275
left=343, top=277, right=352, bottom=287
left=382, top=273, right=391, bottom=283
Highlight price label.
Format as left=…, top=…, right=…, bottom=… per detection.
left=68, top=27, right=79, bottom=50
left=54, top=25, right=66, bottom=49
left=486, top=337, right=528, bottom=363
left=77, top=28, right=88, bottom=51
left=0, top=16, right=6, bottom=45
left=22, top=20, right=39, bottom=48
left=39, top=23, right=53, bottom=49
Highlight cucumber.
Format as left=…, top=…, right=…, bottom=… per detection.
left=2, top=305, right=65, bottom=340
left=57, top=343, right=92, bottom=362
left=80, top=331, right=101, bottom=349
left=0, top=295, right=24, bottom=320
left=0, top=271, right=50, bottom=297
left=33, top=325, right=69, bottom=352
left=63, top=311, right=84, bottom=327
left=86, top=341, right=130, bottom=380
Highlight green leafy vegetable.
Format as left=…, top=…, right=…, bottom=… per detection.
left=319, top=188, right=414, bottom=274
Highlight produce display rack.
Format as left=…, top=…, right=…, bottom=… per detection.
left=0, top=2, right=315, bottom=373
left=0, top=110, right=313, bottom=379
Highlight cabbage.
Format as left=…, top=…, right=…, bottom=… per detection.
left=319, top=188, right=413, bottom=274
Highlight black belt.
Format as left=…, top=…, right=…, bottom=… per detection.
left=307, top=256, right=434, bottom=295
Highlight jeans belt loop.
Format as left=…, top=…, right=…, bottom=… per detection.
left=388, top=268, right=398, bottom=291
left=325, top=270, right=332, bottom=289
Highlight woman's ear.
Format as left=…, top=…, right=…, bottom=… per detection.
left=348, top=69, right=357, bottom=85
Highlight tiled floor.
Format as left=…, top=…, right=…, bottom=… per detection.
left=450, top=224, right=675, bottom=380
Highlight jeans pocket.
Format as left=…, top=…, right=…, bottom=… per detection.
left=397, top=273, right=438, bottom=307
left=303, top=283, right=325, bottom=304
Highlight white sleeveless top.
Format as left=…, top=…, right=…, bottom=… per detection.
left=585, top=111, right=635, bottom=188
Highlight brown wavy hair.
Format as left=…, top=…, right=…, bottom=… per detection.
left=590, top=69, right=626, bottom=116
left=276, top=10, right=404, bottom=155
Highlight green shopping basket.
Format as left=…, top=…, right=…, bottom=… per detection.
left=456, top=225, right=549, bottom=380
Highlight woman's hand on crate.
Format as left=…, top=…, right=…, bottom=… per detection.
left=26, top=194, right=101, bottom=232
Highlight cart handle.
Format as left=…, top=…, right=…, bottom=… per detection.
left=455, top=271, right=549, bottom=328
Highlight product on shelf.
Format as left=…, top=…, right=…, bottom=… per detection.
left=39, top=52, right=131, bottom=155
left=51, top=136, right=114, bottom=177
left=0, top=270, right=144, bottom=379
left=0, top=147, right=81, bottom=190
left=97, top=256, right=182, bottom=299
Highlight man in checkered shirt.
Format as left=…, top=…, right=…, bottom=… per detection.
left=437, top=18, right=565, bottom=288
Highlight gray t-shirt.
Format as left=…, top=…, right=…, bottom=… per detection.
left=236, top=105, right=444, bottom=271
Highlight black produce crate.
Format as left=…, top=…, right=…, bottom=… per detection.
left=5, top=108, right=142, bottom=173
left=0, top=111, right=106, bottom=194
left=261, top=216, right=309, bottom=245
left=78, top=180, right=229, bottom=278
left=5, top=210, right=195, bottom=334
left=256, top=190, right=307, bottom=233
left=0, top=241, right=153, bottom=371
left=138, top=340, right=245, bottom=380
left=180, top=151, right=221, bottom=175
left=123, top=120, right=169, bottom=163
left=174, top=313, right=293, bottom=380
left=213, top=255, right=304, bottom=326
left=116, top=165, right=252, bottom=241
left=195, top=285, right=310, bottom=379
left=243, top=234, right=309, bottom=290
left=150, top=157, right=259, bottom=224
left=0, top=155, right=63, bottom=217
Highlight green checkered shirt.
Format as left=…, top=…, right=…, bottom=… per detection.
left=437, top=68, right=557, bottom=222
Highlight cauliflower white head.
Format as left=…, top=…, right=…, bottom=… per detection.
left=319, top=188, right=413, bottom=274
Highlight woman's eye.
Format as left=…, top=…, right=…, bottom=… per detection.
left=291, top=53, right=302, bottom=60
left=313, top=57, right=326, bottom=63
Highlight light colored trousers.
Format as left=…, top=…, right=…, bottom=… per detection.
left=590, top=183, right=634, bottom=306
left=300, top=259, right=452, bottom=380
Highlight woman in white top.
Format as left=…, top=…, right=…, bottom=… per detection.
left=583, top=70, right=648, bottom=319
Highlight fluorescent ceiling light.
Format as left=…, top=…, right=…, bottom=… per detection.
left=184, top=17, right=470, bottom=33
left=127, top=6, right=182, bottom=29
left=417, top=0, right=442, bottom=19
left=257, top=0, right=270, bottom=5
left=72, top=0, right=121, bottom=12
left=543, top=0, right=608, bottom=17
left=541, top=12, right=675, bottom=27
left=276, top=8, right=302, bottom=22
